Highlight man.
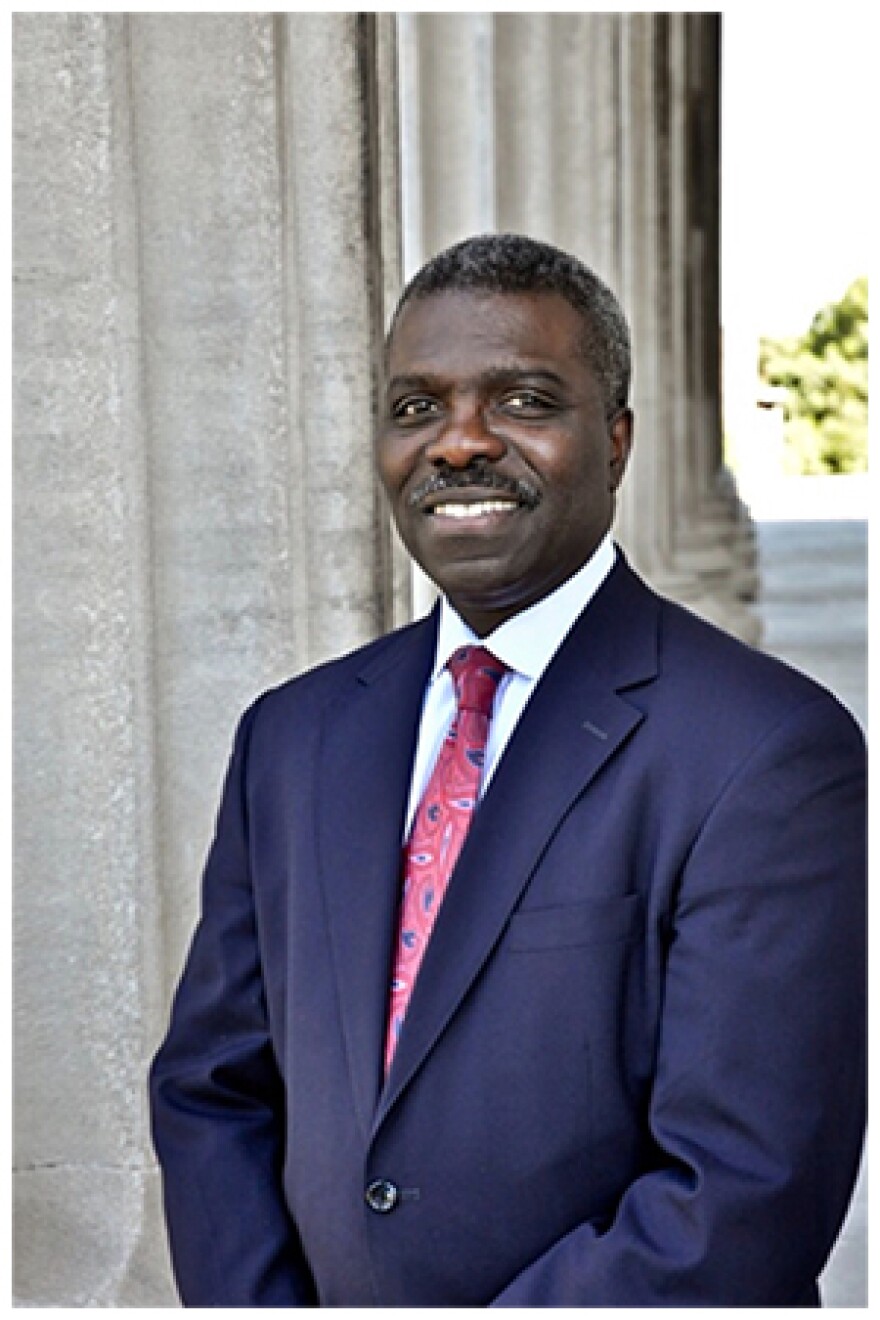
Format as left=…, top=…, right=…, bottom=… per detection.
left=150, top=234, right=866, bottom=1306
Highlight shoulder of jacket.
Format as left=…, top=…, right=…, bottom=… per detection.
left=247, top=616, right=432, bottom=719
left=655, top=592, right=860, bottom=738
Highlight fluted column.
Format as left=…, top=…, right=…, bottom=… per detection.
left=579, top=15, right=625, bottom=283
left=129, top=15, right=294, bottom=1000
left=277, top=13, right=404, bottom=658
left=614, top=13, right=656, bottom=574
left=493, top=14, right=556, bottom=242
left=683, top=15, right=760, bottom=639
left=14, top=13, right=175, bottom=1305
left=701, top=16, right=760, bottom=612
left=14, top=12, right=403, bottom=1305
left=666, top=15, right=737, bottom=609
left=548, top=14, right=621, bottom=285
left=615, top=14, right=694, bottom=600
left=375, top=16, right=413, bottom=632
left=642, top=15, right=721, bottom=619
left=548, top=16, right=592, bottom=260
left=668, top=14, right=710, bottom=560
left=399, top=12, right=495, bottom=274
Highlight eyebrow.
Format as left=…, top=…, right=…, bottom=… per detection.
left=385, top=366, right=569, bottom=396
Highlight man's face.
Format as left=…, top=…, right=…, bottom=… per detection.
left=377, top=290, right=633, bottom=637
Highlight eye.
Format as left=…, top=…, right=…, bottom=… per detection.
left=390, top=396, right=440, bottom=422
left=499, top=390, right=555, bottom=415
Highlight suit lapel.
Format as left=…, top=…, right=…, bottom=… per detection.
left=375, top=559, right=660, bottom=1129
left=316, top=611, right=438, bottom=1141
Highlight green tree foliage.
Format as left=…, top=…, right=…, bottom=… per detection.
left=759, top=277, right=868, bottom=474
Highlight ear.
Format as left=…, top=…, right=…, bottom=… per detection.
left=608, top=408, right=633, bottom=491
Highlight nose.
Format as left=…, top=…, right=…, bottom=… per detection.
left=423, top=402, right=507, bottom=468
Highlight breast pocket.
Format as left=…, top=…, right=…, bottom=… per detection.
left=506, top=894, right=643, bottom=951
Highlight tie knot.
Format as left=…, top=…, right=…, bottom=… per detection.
left=447, top=646, right=508, bottom=717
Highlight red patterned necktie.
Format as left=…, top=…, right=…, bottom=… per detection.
left=384, top=646, right=508, bottom=1072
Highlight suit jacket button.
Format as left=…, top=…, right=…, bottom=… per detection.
left=365, top=1179, right=399, bottom=1213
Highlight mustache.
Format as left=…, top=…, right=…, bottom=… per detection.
left=407, top=466, right=542, bottom=510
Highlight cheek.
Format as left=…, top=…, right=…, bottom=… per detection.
left=541, top=445, right=606, bottom=504
left=530, top=424, right=604, bottom=475
left=539, top=453, right=614, bottom=546
left=375, top=437, right=410, bottom=495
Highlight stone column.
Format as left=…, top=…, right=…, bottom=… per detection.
left=614, top=13, right=655, bottom=573
left=701, top=16, right=760, bottom=611
left=615, top=14, right=695, bottom=601
left=276, top=13, right=405, bottom=659
left=663, top=14, right=734, bottom=621
left=576, top=15, right=624, bottom=284
left=14, top=12, right=403, bottom=1306
left=548, top=16, right=594, bottom=261
left=399, top=12, right=495, bottom=275
left=13, top=13, right=175, bottom=1305
left=374, top=16, right=413, bottom=632
left=493, top=14, right=556, bottom=242
left=683, top=15, right=760, bottom=640
left=639, top=14, right=722, bottom=623
left=129, top=14, right=298, bottom=1000
left=547, top=14, right=623, bottom=286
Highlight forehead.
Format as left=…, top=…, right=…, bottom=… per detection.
left=387, top=290, right=588, bottom=378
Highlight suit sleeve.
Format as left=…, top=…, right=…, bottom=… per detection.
left=149, top=700, right=318, bottom=1307
left=491, top=690, right=866, bottom=1306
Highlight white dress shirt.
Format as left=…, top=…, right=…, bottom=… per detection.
left=403, top=534, right=616, bottom=837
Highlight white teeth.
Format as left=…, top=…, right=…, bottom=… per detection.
left=433, top=500, right=518, bottom=519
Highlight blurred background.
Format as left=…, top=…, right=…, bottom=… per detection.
left=12, top=11, right=868, bottom=1306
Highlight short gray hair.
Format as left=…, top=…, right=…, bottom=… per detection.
left=389, top=233, right=631, bottom=418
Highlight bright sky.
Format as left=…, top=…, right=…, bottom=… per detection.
left=721, top=9, right=872, bottom=339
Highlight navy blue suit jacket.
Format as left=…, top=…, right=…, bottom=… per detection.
left=150, top=556, right=866, bottom=1306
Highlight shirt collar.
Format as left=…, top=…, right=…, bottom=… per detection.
left=432, top=534, right=616, bottom=683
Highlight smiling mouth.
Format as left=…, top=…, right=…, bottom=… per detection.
left=407, top=469, right=542, bottom=514
left=430, top=498, right=522, bottom=520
